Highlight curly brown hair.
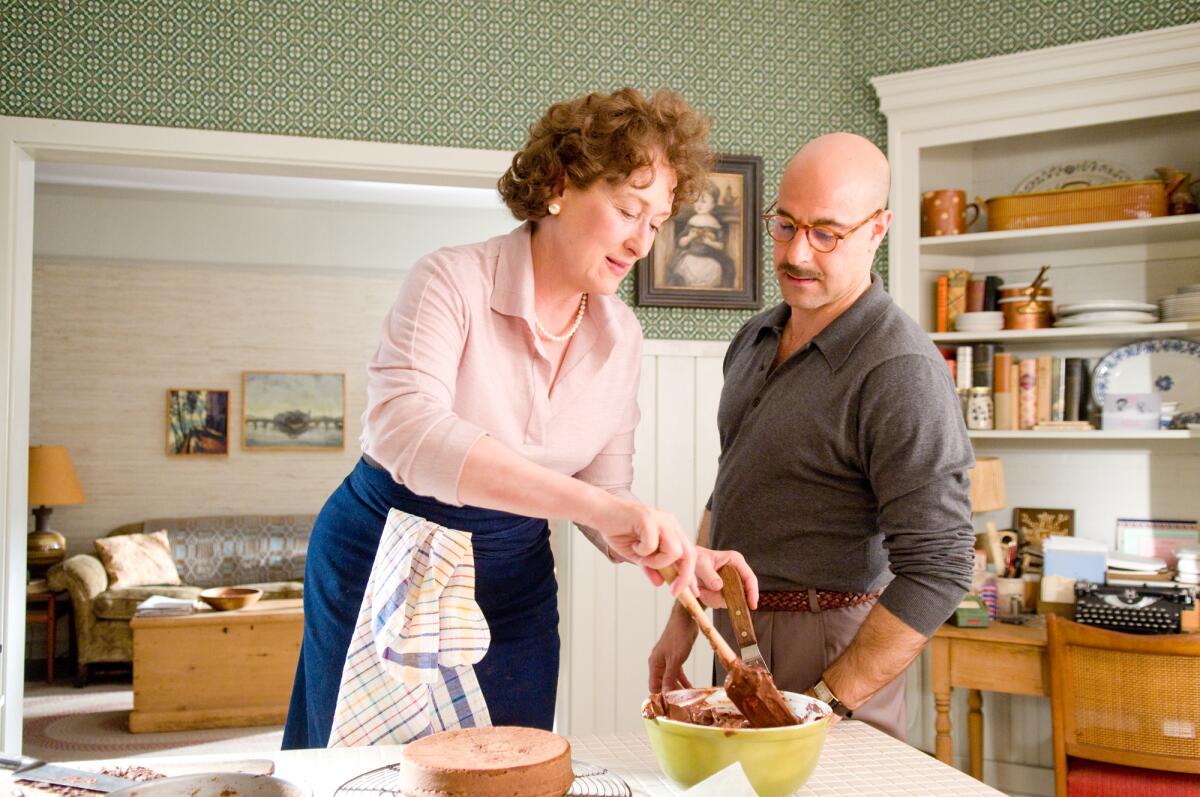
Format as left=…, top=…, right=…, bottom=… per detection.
left=497, top=88, right=714, bottom=220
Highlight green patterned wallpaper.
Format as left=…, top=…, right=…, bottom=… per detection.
left=3, top=1, right=1197, bottom=339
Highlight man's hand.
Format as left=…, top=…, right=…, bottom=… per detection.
left=693, top=547, right=758, bottom=609
left=648, top=606, right=699, bottom=693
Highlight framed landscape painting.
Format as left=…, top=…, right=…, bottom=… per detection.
left=242, top=371, right=345, bottom=451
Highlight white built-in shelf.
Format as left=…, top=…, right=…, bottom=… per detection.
left=919, top=214, right=1200, bottom=257
left=969, top=430, right=1199, bottom=440
left=930, top=321, right=1200, bottom=345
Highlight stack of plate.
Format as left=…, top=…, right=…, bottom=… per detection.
left=955, top=311, right=1004, bottom=332
left=1053, top=300, right=1159, bottom=328
left=1160, top=284, right=1200, bottom=322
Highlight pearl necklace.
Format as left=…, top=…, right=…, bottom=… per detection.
left=534, top=293, right=588, bottom=342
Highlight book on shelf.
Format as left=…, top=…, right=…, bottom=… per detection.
left=935, top=275, right=949, bottom=333
left=967, top=279, right=985, bottom=313
left=955, top=345, right=972, bottom=391
left=1035, top=354, right=1052, bottom=425
left=971, top=343, right=995, bottom=390
left=1008, top=362, right=1019, bottom=431
left=1033, top=421, right=1095, bottom=431
left=983, top=276, right=1002, bottom=312
left=994, top=353, right=1015, bottom=430
left=946, top=269, right=970, bottom=331
left=1064, top=358, right=1087, bottom=422
left=1050, top=356, right=1065, bottom=422
left=1018, top=359, right=1037, bottom=430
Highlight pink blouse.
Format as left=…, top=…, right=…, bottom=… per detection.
left=361, top=223, right=644, bottom=508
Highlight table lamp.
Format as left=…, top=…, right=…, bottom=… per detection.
left=28, top=445, right=86, bottom=575
left=968, top=456, right=1008, bottom=575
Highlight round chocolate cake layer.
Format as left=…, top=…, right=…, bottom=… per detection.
left=400, top=726, right=573, bottom=797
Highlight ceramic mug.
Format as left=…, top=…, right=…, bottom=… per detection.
left=921, top=189, right=980, bottom=236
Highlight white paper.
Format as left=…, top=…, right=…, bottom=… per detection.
left=684, top=762, right=758, bottom=797
left=1043, top=536, right=1107, bottom=553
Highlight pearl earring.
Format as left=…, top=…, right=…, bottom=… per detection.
left=547, top=202, right=561, bottom=216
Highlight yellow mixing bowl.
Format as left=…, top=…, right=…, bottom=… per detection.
left=643, top=690, right=829, bottom=797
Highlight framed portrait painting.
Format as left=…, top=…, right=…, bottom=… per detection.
left=242, top=371, right=346, bottom=451
left=637, top=154, right=763, bottom=309
left=166, top=389, right=229, bottom=456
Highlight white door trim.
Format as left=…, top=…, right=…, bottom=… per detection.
left=0, top=115, right=512, bottom=752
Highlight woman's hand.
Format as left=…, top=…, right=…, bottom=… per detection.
left=592, top=497, right=699, bottom=597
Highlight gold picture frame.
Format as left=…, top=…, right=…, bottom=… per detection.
left=242, top=370, right=346, bottom=451
left=1014, top=507, right=1075, bottom=546
left=166, top=388, right=229, bottom=456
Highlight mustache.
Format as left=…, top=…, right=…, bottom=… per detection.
left=778, top=264, right=823, bottom=280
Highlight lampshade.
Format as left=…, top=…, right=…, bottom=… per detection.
left=28, top=445, right=87, bottom=507
left=968, top=456, right=1005, bottom=513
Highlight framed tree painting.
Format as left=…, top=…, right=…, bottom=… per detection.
left=636, top=154, right=763, bottom=309
left=166, top=389, right=229, bottom=456
left=242, top=371, right=345, bottom=451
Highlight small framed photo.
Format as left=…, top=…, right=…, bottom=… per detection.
left=1014, top=507, right=1075, bottom=546
left=242, top=371, right=346, bottom=451
left=636, top=154, right=762, bottom=309
left=166, top=389, right=229, bottom=456
left=1101, top=392, right=1161, bottom=431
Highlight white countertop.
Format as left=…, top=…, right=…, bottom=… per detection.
left=57, top=721, right=1003, bottom=797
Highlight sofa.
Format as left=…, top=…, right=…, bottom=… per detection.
left=48, top=513, right=313, bottom=685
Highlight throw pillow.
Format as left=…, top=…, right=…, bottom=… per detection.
left=94, top=530, right=183, bottom=590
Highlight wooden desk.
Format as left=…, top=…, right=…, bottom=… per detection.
left=931, top=616, right=1048, bottom=780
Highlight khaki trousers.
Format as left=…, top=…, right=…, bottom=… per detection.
left=713, top=599, right=907, bottom=741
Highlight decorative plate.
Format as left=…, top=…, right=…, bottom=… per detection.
left=1053, top=311, right=1159, bottom=327
left=334, top=760, right=631, bottom=797
left=1012, top=159, right=1134, bottom=194
left=1092, top=338, right=1200, bottom=411
left=1056, top=300, right=1158, bottom=317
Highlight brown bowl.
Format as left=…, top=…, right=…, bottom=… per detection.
left=199, top=586, right=263, bottom=611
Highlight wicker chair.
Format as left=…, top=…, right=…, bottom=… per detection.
left=1048, top=615, right=1200, bottom=797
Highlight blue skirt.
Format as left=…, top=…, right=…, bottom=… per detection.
left=282, top=457, right=559, bottom=749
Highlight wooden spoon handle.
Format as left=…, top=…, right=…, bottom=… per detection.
left=719, top=564, right=758, bottom=648
left=660, top=565, right=740, bottom=672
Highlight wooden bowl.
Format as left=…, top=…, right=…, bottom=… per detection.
left=199, top=586, right=263, bottom=612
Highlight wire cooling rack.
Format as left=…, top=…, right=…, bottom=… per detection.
left=334, top=758, right=632, bottom=797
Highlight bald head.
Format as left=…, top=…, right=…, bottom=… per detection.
left=782, top=133, right=890, bottom=215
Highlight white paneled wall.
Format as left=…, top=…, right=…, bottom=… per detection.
left=556, top=340, right=726, bottom=736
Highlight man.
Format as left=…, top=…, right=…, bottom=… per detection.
left=649, top=133, right=974, bottom=740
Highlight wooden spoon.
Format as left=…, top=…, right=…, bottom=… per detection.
left=659, top=565, right=798, bottom=728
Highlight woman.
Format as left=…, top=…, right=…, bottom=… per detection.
left=283, top=87, right=753, bottom=749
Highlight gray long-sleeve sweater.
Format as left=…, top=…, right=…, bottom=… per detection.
left=708, top=273, right=975, bottom=636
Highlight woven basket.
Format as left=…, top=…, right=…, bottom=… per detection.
left=985, top=180, right=1168, bottom=231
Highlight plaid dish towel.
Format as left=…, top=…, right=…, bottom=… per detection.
left=328, top=509, right=492, bottom=746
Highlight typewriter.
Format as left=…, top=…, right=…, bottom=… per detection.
left=1073, top=581, right=1194, bottom=635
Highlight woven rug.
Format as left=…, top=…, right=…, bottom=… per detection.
left=22, top=683, right=284, bottom=762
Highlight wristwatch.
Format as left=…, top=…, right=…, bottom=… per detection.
left=811, top=678, right=854, bottom=719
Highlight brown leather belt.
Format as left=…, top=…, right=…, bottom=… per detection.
left=757, top=589, right=880, bottom=613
